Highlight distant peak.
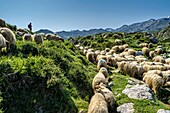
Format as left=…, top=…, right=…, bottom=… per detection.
left=149, top=19, right=155, bottom=21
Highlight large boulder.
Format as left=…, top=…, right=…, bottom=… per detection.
left=117, top=103, right=134, bottom=113
left=157, top=109, right=170, bottom=113
left=122, top=78, right=154, bottom=100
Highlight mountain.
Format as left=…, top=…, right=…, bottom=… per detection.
left=36, top=29, right=54, bottom=34
left=56, top=28, right=113, bottom=39
left=36, top=16, right=170, bottom=39
left=115, top=17, right=170, bottom=32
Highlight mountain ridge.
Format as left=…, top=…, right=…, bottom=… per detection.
left=36, top=16, right=170, bottom=39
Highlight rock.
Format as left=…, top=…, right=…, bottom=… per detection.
left=149, top=37, right=159, bottom=44
left=157, top=109, right=170, bottom=113
left=122, top=78, right=154, bottom=100
left=117, top=103, right=134, bottom=113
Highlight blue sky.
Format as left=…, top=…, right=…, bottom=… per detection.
left=1, top=0, right=170, bottom=31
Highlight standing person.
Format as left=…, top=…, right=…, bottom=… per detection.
left=28, top=22, right=32, bottom=32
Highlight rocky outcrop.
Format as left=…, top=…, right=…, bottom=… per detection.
left=122, top=78, right=154, bottom=101
left=117, top=103, right=134, bottom=113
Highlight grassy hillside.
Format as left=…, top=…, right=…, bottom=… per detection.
left=71, top=31, right=170, bottom=112
left=0, top=39, right=97, bottom=113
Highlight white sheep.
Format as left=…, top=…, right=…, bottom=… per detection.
left=88, top=93, right=108, bottom=113
left=0, top=27, right=16, bottom=51
left=33, top=34, right=43, bottom=44
left=0, top=34, right=7, bottom=52
left=23, top=34, right=34, bottom=42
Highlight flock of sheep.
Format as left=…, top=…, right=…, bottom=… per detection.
left=0, top=18, right=64, bottom=52
left=75, top=39, right=170, bottom=112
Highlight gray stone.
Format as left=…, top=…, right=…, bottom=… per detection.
left=117, top=103, right=134, bottom=113
left=122, top=78, right=154, bottom=100
left=157, top=109, right=170, bottom=113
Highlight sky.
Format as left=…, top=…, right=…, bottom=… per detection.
left=1, top=0, right=170, bottom=32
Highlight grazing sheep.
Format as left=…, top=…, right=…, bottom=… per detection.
left=83, top=49, right=88, bottom=55
left=88, top=93, right=108, bottom=113
left=105, top=48, right=110, bottom=53
left=100, top=50, right=106, bottom=55
left=33, top=34, right=43, bottom=44
left=0, top=34, right=7, bottom=52
left=23, top=34, right=33, bottom=41
left=118, top=45, right=124, bottom=52
left=92, top=67, right=108, bottom=93
left=87, top=48, right=95, bottom=52
left=152, top=56, right=165, bottom=63
left=0, top=27, right=16, bottom=51
left=128, top=48, right=136, bottom=56
left=142, top=47, right=150, bottom=57
left=0, top=18, right=6, bottom=27
left=115, top=39, right=122, bottom=45
left=154, top=48, right=163, bottom=55
left=149, top=51, right=155, bottom=59
left=122, top=44, right=129, bottom=49
left=86, top=52, right=96, bottom=63
left=97, top=54, right=107, bottom=63
left=97, top=59, right=109, bottom=71
left=111, top=46, right=119, bottom=53
left=165, top=58, right=170, bottom=65
left=139, top=43, right=148, bottom=47
left=143, top=74, right=170, bottom=94
left=117, top=61, right=126, bottom=71
left=96, top=85, right=117, bottom=113
left=75, top=44, right=80, bottom=48
left=148, top=43, right=153, bottom=48
left=17, top=28, right=29, bottom=34
left=108, top=50, right=115, bottom=55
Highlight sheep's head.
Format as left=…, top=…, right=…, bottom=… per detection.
left=99, top=67, right=108, bottom=78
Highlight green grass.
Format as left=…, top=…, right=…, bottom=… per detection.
left=110, top=72, right=170, bottom=113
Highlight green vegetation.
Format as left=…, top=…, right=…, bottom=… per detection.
left=1, top=23, right=170, bottom=113
left=0, top=40, right=97, bottom=113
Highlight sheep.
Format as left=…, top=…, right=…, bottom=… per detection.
left=149, top=51, right=155, bottom=59
left=139, top=43, right=148, bottom=47
left=33, top=34, right=43, bottom=44
left=116, top=61, right=126, bottom=71
left=0, top=18, right=6, bottom=27
left=0, top=34, right=7, bottom=52
left=115, top=39, right=122, bottom=45
left=108, top=50, right=115, bottom=55
left=128, top=48, right=136, bottom=56
left=100, top=50, right=106, bottom=55
left=106, top=55, right=114, bottom=66
left=87, top=48, right=95, bottom=52
left=105, top=48, right=110, bottom=53
left=17, top=28, right=29, bottom=34
left=88, top=93, right=108, bottom=113
left=0, top=27, right=16, bottom=51
left=152, top=56, right=165, bottom=63
left=111, top=46, right=119, bottom=53
left=148, top=43, right=153, bottom=48
left=96, top=55, right=107, bottom=63
left=96, top=85, right=117, bottom=113
left=154, top=48, right=163, bottom=55
left=86, top=51, right=96, bottom=63
left=165, top=58, right=170, bottom=65
left=75, top=44, right=80, bottom=48
left=92, top=67, right=108, bottom=93
left=142, top=47, right=150, bottom=57
left=122, top=44, right=129, bottom=49
left=118, top=45, right=124, bottom=52
left=23, top=34, right=34, bottom=41
left=143, top=74, right=170, bottom=94
left=97, top=59, right=109, bottom=71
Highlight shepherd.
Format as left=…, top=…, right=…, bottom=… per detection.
left=28, top=22, right=32, bottom=32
